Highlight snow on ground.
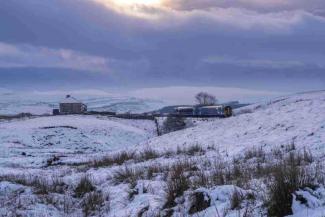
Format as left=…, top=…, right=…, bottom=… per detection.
left=0, top=91, right=324, bottom=217
left=144, top=91, right=325, bottom=159
left=0, top=115, right=156, bottom=168
left=0, top=90, right=166, bottom=115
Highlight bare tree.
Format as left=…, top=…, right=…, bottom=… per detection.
left=195, top=92, right=217, bottom=105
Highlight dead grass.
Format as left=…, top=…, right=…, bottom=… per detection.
left=140, top=147, right=161, bottom=161
left=93, top=151, right=136, bottom=168
left=266, top=152, right=316, bottom=217
left=74, top=176, right=96, bottom=198
left=92, top=144, right=207, bottom=170
left=145, top=163, right=169, bottom=180
left=230, top=188, right=244, bottom=210
left=112, top=165, right=145, bottom=187
left=0, top=174, right=66, bottom=194
left=176, top=144, right=205, bottom=156
left=164, top=160, right=192, bottom=208
left=82, top=191, right=104, bottom=217
left=244, top=146, right=265, bottom=162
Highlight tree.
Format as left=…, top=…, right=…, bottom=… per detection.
left=195, top=92, right=217, bottom=105
left=162, top=116, right=186, bottom=134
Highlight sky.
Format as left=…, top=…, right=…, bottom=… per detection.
left=0, top=0, right=324, bottom=100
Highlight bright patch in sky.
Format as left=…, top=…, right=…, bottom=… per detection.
left=93, top=0, right=163, bottom=18
left=112, top=0, right=161, bottom=6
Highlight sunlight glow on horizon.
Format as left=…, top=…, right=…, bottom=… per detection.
left=111, top=0, right=162, bottom=6
left=93, top=0, right=165, bottom=18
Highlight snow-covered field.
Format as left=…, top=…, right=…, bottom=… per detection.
left=0, top=90, right=166, bottom=115
left=0, top=91, right=324, bottom=217
left=147, top=91, right=325, bottom=158
left=0, top=115, right=156, bottom=168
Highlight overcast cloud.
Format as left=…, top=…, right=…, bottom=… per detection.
left=0, top=0, right=324, bottom=92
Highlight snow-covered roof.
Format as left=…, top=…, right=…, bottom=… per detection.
left=60, top=95, right=82, bottom=104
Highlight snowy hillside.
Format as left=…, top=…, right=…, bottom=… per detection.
left=0, top=116, right=156, bottom=168
left=0, top=91, right=324, bottom=217
left=0, top=90, right=166, bottom=115
left=145, top=91, right=325, bottom=158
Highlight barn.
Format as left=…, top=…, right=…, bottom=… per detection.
left=59, top=95, right=87, bottom=114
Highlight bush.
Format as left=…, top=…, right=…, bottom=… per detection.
left=75, top=176, right=96, bottom=198
left=162, top=116, right=186, bottom=134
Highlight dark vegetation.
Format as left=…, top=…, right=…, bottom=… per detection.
left=103, top=143, right=323, bottom=216
left=164, top=160, right=192, bottom=208
left=188, top=191, right=211, bottom=214
left=41, top=126, right=78, bottom=130
left=112, top=166, right=144, bottom=187
left=75, top=176, right=96, bottom=198
left=195, top=92, right=217, bottom=106
left=162, top=116, right=186, bottom=134
left=46, top=155, right=61, bottom=167
left=266, top=152, right=316, bottom=216
left=91, top=144, right=207, bottom=169
left=230, top=188, right=245, bottom=210
left=82, top=191, right=105, bottom=217
left=0, top=113, right=33, bottom=121
left=1, top=143, right=323, bottom=216
left=93, top=151, right=136, bottom=168
left=0, top=174, right=66, bottom=194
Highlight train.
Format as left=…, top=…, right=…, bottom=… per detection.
left=174, top=105, right=233, bottom=118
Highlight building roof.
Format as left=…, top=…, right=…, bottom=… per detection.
left=60, top=95, right=82, bottom=104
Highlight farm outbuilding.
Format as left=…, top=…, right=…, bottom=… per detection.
left=58, top=95, right=87, bottom=114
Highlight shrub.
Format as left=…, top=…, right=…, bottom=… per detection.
left=162, top=116, right=186, bottom=134
left=75, top=176, right=96, bottom=198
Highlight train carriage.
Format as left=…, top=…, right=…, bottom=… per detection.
left=175, top=105, right=232, bottom=118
